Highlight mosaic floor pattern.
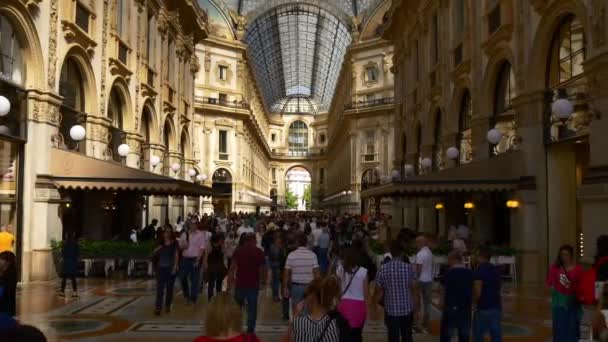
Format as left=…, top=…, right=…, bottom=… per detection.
left=15, top=278, right=553, bottom=342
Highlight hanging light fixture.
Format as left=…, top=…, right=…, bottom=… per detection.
left=188, top=169, right=197, bottom=178
left=435, top=203, right=444, bottom=210
left=69, top=125, right=86, bottom=141
left=171, top=163, right=181, bottom=173
left=0, top=96, right=10, bottom=116
left=552, top=98, right=574, bottom=120
left=464, top=202, right=475, bottom=209
left=150, top=155, right=161, bottom=167
left=421, top=157, right=432, bottom=169
left=506, top=200, right=520, bottom=208
left=117, top=143, right=130, bottom=157
left=201, top=174, right=208, bottom=181
left=196, top=174, right=204, bottom=182
left=446, top=146, right=460, bottom=160
left=486, top=128, right=503, bottom=145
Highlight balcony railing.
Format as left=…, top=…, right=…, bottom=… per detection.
left=345, top=97, right=395, bottom=110
left=195, top=96, right=250, bottom=109
left=272, top=151, right=324, bottom=158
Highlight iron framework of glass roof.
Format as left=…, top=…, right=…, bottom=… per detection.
left=223, top=0, right=384, bottom=18
left=244, top=3, right=352, bottom=114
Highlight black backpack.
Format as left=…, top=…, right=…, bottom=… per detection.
left=316, top=310, right=351, bottom=342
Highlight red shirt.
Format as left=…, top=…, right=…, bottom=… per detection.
left=232, top=244, right=265, bottom=289
left=194, top=334, right=261, bottom=342
left=547, top=264, right=584, bottom=295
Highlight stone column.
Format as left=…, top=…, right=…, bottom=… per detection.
left=22, top=94, right=64, bottom=281
left=510, top=189, right=543, bottom=284
left=86, top=116, right=112, bottom=160
left=124, top=132, right=143, bottom=168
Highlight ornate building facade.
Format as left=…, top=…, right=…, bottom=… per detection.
left=380, top=0, right=608, bottom=283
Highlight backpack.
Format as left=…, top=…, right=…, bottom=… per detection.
left=575, top=256, right=608, bottom=305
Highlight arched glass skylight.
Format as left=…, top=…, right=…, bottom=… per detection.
left=244, top=3, right=352, bottom=114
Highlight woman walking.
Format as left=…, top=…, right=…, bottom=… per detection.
left=59, top=233, right=80, bottom=299
left=205, top=234, right=227, bottom=301
left=194, top=292, right=262, bottom=342
left=287, top=277, right=342, bottom=342
left=153, top=229, right=179, bottom=315
left=336, top=247, right=368, bottom=342
left=547, top=244, right=583, bottom=342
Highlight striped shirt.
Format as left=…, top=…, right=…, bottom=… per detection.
left=292, top=315, right=340, bottom=342
left=285, top=247, right=319, bottom=284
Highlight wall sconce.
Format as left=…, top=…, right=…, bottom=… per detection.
left=506, top=200, right=520, bottom=208
left=435, top=203, right=444, bottom=210
left=464, top=202, right=474, bottom=209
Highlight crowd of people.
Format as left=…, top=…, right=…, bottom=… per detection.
left=0, top=213, right=607, bottom=342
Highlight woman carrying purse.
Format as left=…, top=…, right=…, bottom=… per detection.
left=336, top=247, right=368, bottom=342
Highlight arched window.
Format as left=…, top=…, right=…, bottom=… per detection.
left=546, top=15, right=588, bottom=142
left=362, top=168, right=379, bottom=190
left=492, top=61, right=517, bottom=155
left=0, top=15, right=24, bottom=85
left=108, top=87, right=125, bottom=163
left=547, top=15, right=585, bottom=88
left=458, top=90, right=473, bottom=165
left=494, top=61, right=515, bottom=115
left=433, top=110, right=443, bottom=170
left=288, top=120, right=308, bottom=156
left=58, top=58, right=86, bottom=151
left=180, top=131, right=188, bottom=160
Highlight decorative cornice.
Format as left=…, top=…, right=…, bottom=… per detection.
left=61, top=20, right=98, bottom=56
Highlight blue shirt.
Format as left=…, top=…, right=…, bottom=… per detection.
left=441, top=266, right=473, bottom=310
left=473, top=262, right=502, bottom=311
left=376, top=259, right=417, bottom=316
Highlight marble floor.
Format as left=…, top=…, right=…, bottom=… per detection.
left=15, top=277, right=553, bottom=342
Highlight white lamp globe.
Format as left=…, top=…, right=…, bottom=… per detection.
left=486, top=128, right=503, bottom=145
left=171, top=163, right=181, bottom=172
left=341, top=190, right=347, bottom=195
left=188, top=169, right=197, bottom=177
left=347, top=190, right=353, bottom=195
left=150, top=155, right=161, bottom=167
left=391, top=169, right=401, bottom=180
left=117, top=143, right=130, bottom=157
left=201, top=174, right=208, bottom=181
left=446, top=146, right=460, bottom=160
left=69, top=125, right=86, bottom=141
left=0, top=96, right=10, bottom=116
left=552, top=98, right=574, bottom=120
left=196, top=174, right=204, bottom=182
left=0, top=125, right=10, bottom=135
left=404, top=164, right=414, bottom=175
left=421, top=157, right=433, bottom=168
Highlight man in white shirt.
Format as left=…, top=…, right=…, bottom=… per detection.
left=283, top=232, right=320, bottom=316
left=415, top=234, right=434, bottom=333
left=237, top=222, right=254, bottom=238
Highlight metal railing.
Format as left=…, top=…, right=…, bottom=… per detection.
left=195, top=96, right=250, bottom=109
left=345, top=97, right=395, bottom=110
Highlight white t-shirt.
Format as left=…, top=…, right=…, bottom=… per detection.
left=416, top=246, right=434, bottom=282
left=237, top=225, right=254, bottom=238
left=337, top=266, right=367, bottom=301
left=285, top=247, right=319, bottom=284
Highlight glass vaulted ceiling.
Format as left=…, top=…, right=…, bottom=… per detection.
left=244, top=4, right=352, bottom=114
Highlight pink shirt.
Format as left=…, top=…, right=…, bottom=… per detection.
left=547, top=264, right=583, bottom=295
left=180, top=230, right=206, bottom=258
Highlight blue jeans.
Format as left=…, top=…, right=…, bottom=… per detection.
left=179, top=257, right=200, bottom=304
left=317, top=248, right=329, bottom=274
left=473, top=309, right=502, bottom=342
left=440, top=307, right=471, bottom=342
left=234, top=288, right=259, bottom=333
left=156, top=267, right=176, bottom=309
left=552, top=304, right=580, bottom=342
left=418, top=281, right=433, bottom=328
left=290, top=283, right=308, bottom=314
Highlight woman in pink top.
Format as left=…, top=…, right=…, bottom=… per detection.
left=546, top=244, right=583, bottom=342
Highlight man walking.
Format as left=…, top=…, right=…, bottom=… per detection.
left=375, top=241, right=418, bottom=342
left=283, top=232, right=320, bottom=316
left=473, top=248, right=503, bottom=342
left=415, top=234, right=434, bottom=333
left=178, top=223, right=206, bottom=305
left=228, top=233, right=266, bottom=333
left=439, top=251, right=473, bottom=342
